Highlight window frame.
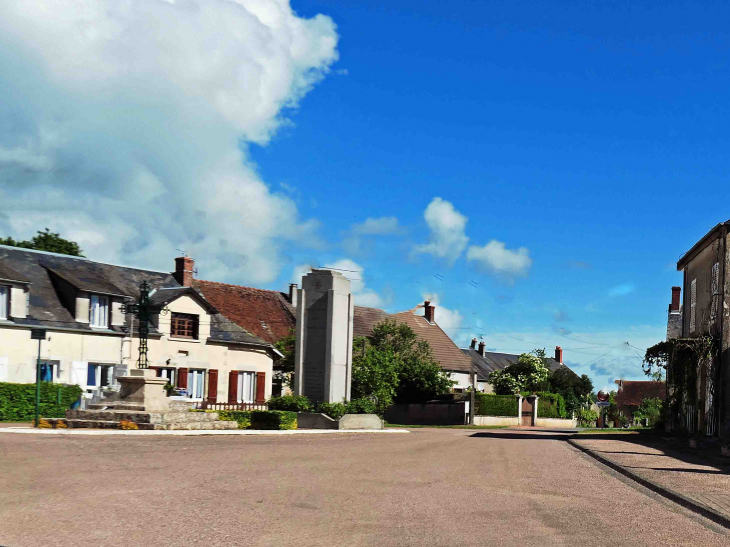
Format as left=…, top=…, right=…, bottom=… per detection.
left=170, top=312, right=199, bottom=339
left=187, top=368, right=206, bottom=399
left=89, top=294, right=110, bottom=328
left=236, top=371, right=256, bottom=404
left=86, top=363, right=114, bottom=388
left=690, top=278, right=697, bottom=333
left=0, top=285, right=8, bottom=320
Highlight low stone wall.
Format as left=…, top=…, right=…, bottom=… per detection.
left=338, top=414, right=383, bottom=430
left=384, top=402, right=466, bottom=426
left=534, top=418, right=577, bottom=428
left=474, top=416, right=519, bottom=426
left=297, top=413, right=338, bottom=429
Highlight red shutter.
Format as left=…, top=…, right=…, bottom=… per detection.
left=228, top=371, right=238, bottom=403
left=177, top=368, right=188, bottom=389
left=149, top=366, right=160, bottom=377
left=256, top=372, right=266, bottom=404
left=207, top=369, right=218, bottom=404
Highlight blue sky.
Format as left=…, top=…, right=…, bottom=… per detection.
left=2, top=0, right=729, bottom=392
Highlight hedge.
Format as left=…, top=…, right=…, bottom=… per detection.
left=250, top=410, right=297, bottom=430
left=475, top=394, right=518, bottom=416
left=217, top=410, right=252, bottom=429
left=267, top=395, right=314, bottom=412
left=0, top=382, right=82, bottom=421
left=534, top=392, right=567, bottom=419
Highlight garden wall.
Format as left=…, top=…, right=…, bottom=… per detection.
left=534, top=418, right=577, bottom=428
left=474, top=416, right=519, bottom=426
left=384, top=402, right=466, bottom=425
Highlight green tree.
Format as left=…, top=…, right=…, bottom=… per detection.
left=0, top=228, right=83, bottom=256
left=273, top=330, right=295, bottom=389
left=351, top=319, right=453, bottom=412
left=488, top=351, right=550, bottom=394
left=634, top=397, right=664, bottom=426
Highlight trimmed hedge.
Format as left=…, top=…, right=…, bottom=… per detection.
left=250, top=410, right=297, bottom=430
left=217, top=410, right=252, bottom=429
left=534, top=392, right=567, bottom=419
left=475, top=394, right=519, bottom=416
left=267, top=395, right=314, bottom=412
left=316, top=398, right=379, bottom=420
left=0, top=382, right=82, bottom=421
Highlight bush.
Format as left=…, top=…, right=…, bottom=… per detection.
left=534, top=392, right=567, bottom=419
left=267, top=395, right=313, bottom=413
left=0, top=382, right=82, bottom=421
left=217, top=410, right=252, bottom=429
left=475, top=394, right=519, bottom=416
left=56, top=419, right=68, bottom=429
left=36, top=418, right=52, bottom=428
left=576, top=408, right=598, bottom=427
left=250, top=410, right=297, bottom=430
left=316, top=402, right=347, bottom=420
left=345, top=398, right=378, bottom=415
left=119, top=420, right=139, bottom=430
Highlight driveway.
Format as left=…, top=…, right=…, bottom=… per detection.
left=1, top=428, right=727, bottom=546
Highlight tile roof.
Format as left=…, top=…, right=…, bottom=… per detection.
left=194, top=280, right=295, bottom=345
left=615, top=380, right=666, bottom=407
left=353, top=306, right=473, bottom=374
left=460, top=348, right=567, bottom=381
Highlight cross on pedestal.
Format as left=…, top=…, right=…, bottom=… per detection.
left=121, top=281, right=169, bottom=369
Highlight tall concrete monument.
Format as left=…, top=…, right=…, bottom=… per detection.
left=294, top=269, right=354, bottom=403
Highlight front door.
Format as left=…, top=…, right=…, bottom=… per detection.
left=521, top=398, right=534, bottom=426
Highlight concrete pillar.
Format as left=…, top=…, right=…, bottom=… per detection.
left=293, top=269, right=354, bottom=404
left=516, top=394, right=523, bottom=424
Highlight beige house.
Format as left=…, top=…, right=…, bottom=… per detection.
left=0, top=246, right=279, bottom=405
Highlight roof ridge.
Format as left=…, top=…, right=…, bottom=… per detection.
left=196, top=278, right=282, bottom=294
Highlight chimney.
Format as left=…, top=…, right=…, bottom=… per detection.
left=173, top=256, right=195, bottom=287
left=289, top=283, right=298, bottom=308
left=478, top=341, right=486, bottom=357
left=555, top=346, right=563, bottom=364
left=424, top=300, right=435, bottom=324
left=670, top=286, right=681, bottom=313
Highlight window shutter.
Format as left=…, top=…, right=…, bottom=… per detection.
left=207, top=369, right=218, bottom=403
left=690, top=279, right=697, bottom=333
left=177, top=367, right=189, bottom=389
left=256, top=372, right=266, bottom=403
left=228, top=371, right=238, bottom=403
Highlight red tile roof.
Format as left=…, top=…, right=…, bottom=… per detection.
left=615, top=380, right=666, bottom=407
left=194, top=280, right=295, bottom=345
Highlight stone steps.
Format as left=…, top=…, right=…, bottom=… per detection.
left=66, top=410, right=221, bottom=424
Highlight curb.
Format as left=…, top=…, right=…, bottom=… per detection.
left=0, top=427, right=410, bottom=436
left=567, top=438, right=730, bottom=529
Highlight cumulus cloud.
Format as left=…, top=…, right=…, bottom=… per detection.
left=290, top=258, right=383, bottom=307
left=343, top=216, right=401, bottom=254
left=412, top=198, right=468, bottom=265
left=0, top=0, right=339, bottom=283
left=466, top=240, right=532, bottom=279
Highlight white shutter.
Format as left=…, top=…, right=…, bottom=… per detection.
left=0, top=286, right=7, bottom=319
left=0, top=357, right=8, bottom=382
left=70, top=361, right=88, bottom=389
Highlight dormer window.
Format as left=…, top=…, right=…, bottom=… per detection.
left=90, top=294, right=109, bottom=328
left=170, top=313, right=198, bottom=339
left=0, top=286, right=7, bottom=320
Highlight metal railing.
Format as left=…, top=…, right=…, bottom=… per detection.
left=196, top=401, right=268, bottom=412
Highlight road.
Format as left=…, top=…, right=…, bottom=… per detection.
left=1, top=428, right=727, bottom=546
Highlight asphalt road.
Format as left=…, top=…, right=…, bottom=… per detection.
left=1, top=428, right=727, bottom=546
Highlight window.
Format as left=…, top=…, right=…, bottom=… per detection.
left=90, top=295, right=109, bottom=328
left=170, top=313, right=198, bottom=339
left=237, top=371, right=256, bottom=404
left=690, top=278, right=697, bottom=333
left=39, top=361, right=59, bottom=383
left=0, top=286, right=8, bottom=320
left=87, top=364, right=113, bottom=388
left=156, top=367, right=176, bottom=385
left=188, top=369, right=205, bottom=399
left=711, top=263, right=719, bottom=324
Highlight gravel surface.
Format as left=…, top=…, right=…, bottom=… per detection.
left=1, top=428, right=728, bottom=546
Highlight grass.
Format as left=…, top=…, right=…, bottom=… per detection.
left=385, top=424, right=509, bottom=430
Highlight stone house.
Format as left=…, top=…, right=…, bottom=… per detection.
left=614, top=379, right=666, bottom=420
left=669, top=219, right=730, bottom=440
left=0, top=246, right=279, bottom=405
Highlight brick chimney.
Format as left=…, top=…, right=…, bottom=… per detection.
left=173, top=256, right=195, bottom=287
left=424, top=300, right=435, bottom=324
left=289, top=283, right=298, bottom=308
left=470, top=338, right=477, bottom=349
left=670, top=286, right=681, bottom=313
left=478, top=341, right=486, bottom=357
left=555, top=346, right=563, bottom=364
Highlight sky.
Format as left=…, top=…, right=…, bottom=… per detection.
left=1, top=0, right=729, bottom=392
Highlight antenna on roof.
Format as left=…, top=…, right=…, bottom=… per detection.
left=176, top=248, right=187, bottom=257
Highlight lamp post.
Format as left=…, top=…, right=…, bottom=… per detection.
left=31, top=329, right=47, bottom=427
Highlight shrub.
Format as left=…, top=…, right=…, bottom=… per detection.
left=250, top=410, right=297, bottom=430
left=316, top=402, right=347, bottom=420
left=345, top=398, right=378, bottom=415
left=267, top=395, right=314, bottom=413
left=217, top=410, right=252, bottom=429
left=36, top=418, right=52, bottom=428
left=576, top=408, right=598, bottom=427
left=534, top=392, right=567, bottom=419
left=55, top=419, right=68, bottom=429
left=118, top=420, right=139, bottom=430
left=475, top=394, right=519, bottom=416
left=0, top=383, right=82, bottom=421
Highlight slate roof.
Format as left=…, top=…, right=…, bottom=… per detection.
left=353, top=306, right=473, bottom=374
left=461, top=348, right=571, bottom=382
left=0, top=245, right=272, bottom=348
left=615, top=380, right=666, bottom=407
left=194, top=280, right=296, bottom=345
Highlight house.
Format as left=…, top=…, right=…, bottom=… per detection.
left=0, top=246, right=279, bottom=406
left=461, top=340, right=571, bottom=392
left=614, top=380, right=666, bottom=420
left=669, top=219, right=730, bottom=439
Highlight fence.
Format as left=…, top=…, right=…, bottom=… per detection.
left=196, top=401, right=268, bottom=411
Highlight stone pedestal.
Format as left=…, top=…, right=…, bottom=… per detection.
left=118, top=368, right=172, bottom=412
left=294, top=269, right=354, bottom=404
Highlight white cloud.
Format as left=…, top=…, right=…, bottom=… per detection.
left=0, top=0, right=339, bottom=283
left=412, top=198, right=468, bottom=265
left=608, top=283, right=635, bottom=297
left=466, top=240, right=532, bottom=279
left=343, top=216, right=401, bottom=254
left=290, top=258, right=383, bottom=307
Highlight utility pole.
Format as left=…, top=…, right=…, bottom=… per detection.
left=31, top=329, right=47, bottom=427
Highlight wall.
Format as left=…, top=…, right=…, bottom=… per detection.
left=683, top=239, right=721, bottom=338
left=474, top=416, right=519, bottom=426
left=384, top=402, right=466, bottom=425
left=534, top=418, right=578, bottom=428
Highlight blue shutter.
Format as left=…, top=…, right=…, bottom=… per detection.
left=87, top=364, right=96, bottom=386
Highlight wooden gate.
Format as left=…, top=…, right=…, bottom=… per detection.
left=521, top=398, right=534, bottom=426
